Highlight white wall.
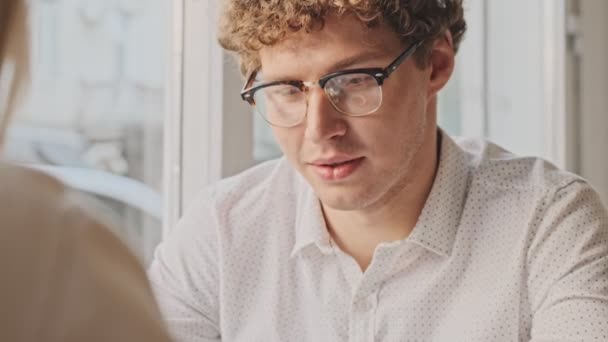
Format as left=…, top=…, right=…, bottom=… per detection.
left=482, top=0, right=567, bottom=167
left=485, top=1, right=545, bottom=158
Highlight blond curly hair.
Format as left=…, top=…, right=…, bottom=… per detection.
left=218, top=0, right=466, bottom=76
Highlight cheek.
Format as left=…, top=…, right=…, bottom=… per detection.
left=360, top=94, right=427, bottom=159
left=382, top=66, right=429, bottom=110
left=271, top=128, right=302, bottom=162
left=373, top=99, right=421, bottom=139
left=381, top=76, right=428, bottom=131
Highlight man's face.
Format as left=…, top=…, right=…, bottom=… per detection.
left=259, top=14, right=442, bottom=212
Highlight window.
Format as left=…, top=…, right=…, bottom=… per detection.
left=8, top=0, right=169, bottom=263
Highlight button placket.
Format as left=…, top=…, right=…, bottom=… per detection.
left=349, top=290, right=378, bottom=342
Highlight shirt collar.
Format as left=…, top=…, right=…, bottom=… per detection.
left=407, top=130, right=471, bottom=257
left=290, top=179, right=333, bottom=258
left=290, top=130, right=471, bottom=259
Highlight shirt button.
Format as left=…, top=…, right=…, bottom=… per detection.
left=354, top=298, right=374, bottom=312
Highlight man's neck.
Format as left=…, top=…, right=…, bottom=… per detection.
left=322, top=129, right=441, bottom=272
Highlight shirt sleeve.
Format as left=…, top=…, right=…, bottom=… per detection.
left=148, top=191, right=222, bottom=342
left=527, top=180, right=608, bottom=341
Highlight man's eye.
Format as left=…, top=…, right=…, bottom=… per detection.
left=348, top=77, right=365, bottom=85
left=280, top=88, right=299, bottom=96
left=273, top=87, right=299, bottom=97
left=341, top=76, right=372, bottom=89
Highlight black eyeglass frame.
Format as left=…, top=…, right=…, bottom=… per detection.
left=240, top=40, right=424, bottom=120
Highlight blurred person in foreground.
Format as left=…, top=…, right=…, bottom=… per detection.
left=0, top=1, right=172, bottom=341
left=149, top=0, right=608, bottom=341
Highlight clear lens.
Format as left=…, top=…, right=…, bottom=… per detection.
left=253, top=84, right=307, bottom=127
left=324, top=73, right=382, bottom=115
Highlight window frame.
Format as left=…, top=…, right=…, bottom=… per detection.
left=164, top=0, right=253, bottom=234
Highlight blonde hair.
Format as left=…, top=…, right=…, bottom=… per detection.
left=218, top=0, right=466, bottom=75
left=0, top=0, right=28, bottom=140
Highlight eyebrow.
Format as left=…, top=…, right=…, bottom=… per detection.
left=259, top=49, right=390, bottom=83
left=327, top=50, right=390, bottom=72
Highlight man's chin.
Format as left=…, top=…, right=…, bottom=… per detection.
left=316, top=190, right=371, bottom=212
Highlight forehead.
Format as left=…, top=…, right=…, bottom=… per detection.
left=258, top=14, right=402, bottom=80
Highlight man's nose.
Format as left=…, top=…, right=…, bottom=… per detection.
left=303, top=87, right=347, bottom=143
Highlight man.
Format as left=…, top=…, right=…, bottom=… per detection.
left=149, top=1, right=608, bottom=341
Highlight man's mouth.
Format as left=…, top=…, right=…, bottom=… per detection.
left=310, top=157, right=365, bottom=181
left=323, top=160, right=354, bottom=167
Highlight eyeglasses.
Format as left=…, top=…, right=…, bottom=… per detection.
left=240, top=41, right=423, bottom=128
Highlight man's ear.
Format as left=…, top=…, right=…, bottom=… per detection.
left=426, top=30, right=455, bottom=98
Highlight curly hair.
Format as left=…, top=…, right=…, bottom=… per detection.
left=218, top=0, right=466, bottom=75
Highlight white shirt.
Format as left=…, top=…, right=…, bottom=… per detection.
left=149, top=132, right=608, bottom=342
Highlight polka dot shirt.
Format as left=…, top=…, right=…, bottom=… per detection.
left=149, top=131, right=608, bottom=341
